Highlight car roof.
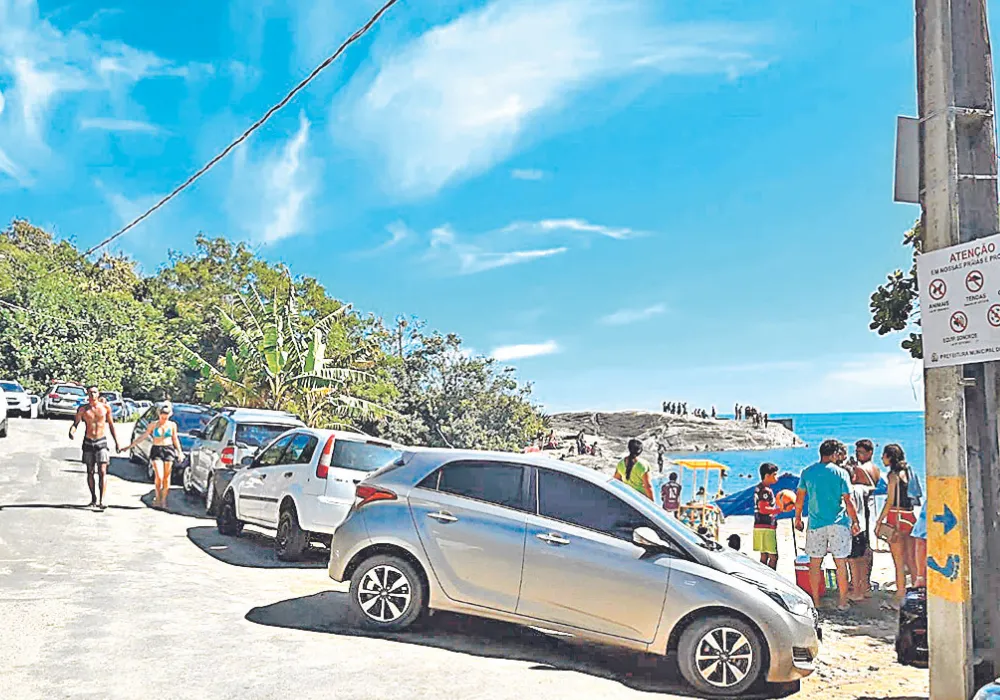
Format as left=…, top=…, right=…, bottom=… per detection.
left=222, top=408, right=305, bottom=426
left=402, top=448, right=614, bottom=486
left=170, top=403, right=215, bottom=413
left=299, top=427, right=395, bottom=445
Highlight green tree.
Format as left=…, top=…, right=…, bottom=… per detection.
left=183, top=279, right=392, bottom=429
left=370, top=319, right=546, bottom=451
left=870, top=222, right=922, bottom=358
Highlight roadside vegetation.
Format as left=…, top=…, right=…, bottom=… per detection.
left=0, top=219, right=545, bottom=449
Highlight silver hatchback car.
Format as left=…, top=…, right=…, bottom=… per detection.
left=329, top=450, right=819, bottom=697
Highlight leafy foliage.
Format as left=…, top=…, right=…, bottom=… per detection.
left=869, top=222, right=922, bottom=358
left=0, top=219, right=546, bottom=450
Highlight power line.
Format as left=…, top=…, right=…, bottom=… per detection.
left=43, top=0, right=400, bottom=278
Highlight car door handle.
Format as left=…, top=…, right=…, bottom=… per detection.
left=284, top=472, right=293, bottom=478
left=427, top=511, right=458, bottom=523
left=260, top=474, right=267, bottom=480
left=536, top=532, right=570, bottom=546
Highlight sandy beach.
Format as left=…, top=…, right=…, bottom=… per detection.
left=720, top=515, right=929, bottom=699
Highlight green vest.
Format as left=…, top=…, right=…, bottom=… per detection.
left=616, top=458, right=648, bottom=495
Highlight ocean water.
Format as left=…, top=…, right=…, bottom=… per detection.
left=658, top=411, right=925, bottom=502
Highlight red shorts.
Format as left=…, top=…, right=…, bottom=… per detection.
left=887, top=509, right=916, bottom=535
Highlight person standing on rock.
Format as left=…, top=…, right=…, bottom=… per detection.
left=69, top=385, right=122, bottom=510
left=614, top=438, right=653, bottom=500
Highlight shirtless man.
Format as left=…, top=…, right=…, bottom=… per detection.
left=69, top=386, right=121, bottom=510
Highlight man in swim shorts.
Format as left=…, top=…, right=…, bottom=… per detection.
left=69, top=386, right=121, bottom=510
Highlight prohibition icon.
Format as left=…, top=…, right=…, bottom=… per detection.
left=966, top=270, right=985, bottom=293
left=951, top=311, right=969, bottom=334
left=989, top=304, right=1000, bottom=328
left=929, top=278, right=948, bottom=300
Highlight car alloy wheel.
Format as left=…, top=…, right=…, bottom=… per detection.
left=205, top=478, right=215, bottom=515
left=694, top=626, right=754, bottom=690
left=357, top=564, right=412, bottom=623
left=182, top=465, right=194, bottom=495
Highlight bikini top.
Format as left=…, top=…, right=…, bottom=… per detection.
left=152, top=423, right=174, bottom=438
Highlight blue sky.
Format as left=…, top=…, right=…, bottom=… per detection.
left=1, top=0, right=940, bottom=413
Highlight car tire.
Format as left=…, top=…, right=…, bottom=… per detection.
left=146, top=461, right=154, bottom=483
left=216, top=491, right=243, bottom=536
left=0, top=418, right=7, bottom=438
left=205, top=475, right=218, bottom=516
left=182, top=465, right=195, bottom=496
left=275, top=505, right=309, bottom=562
left=677, top=614, right=765, bottom=697
left=349, top=554, right=426, bottom=631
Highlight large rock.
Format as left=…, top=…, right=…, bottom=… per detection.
left=543, top=410, right=804, bottom=475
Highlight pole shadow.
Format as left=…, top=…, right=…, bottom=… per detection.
left=244, top=592, right=797, bottom=699
left=186, top=525, right=327, bottom=569
left=138, top=490, right=213, bottom=520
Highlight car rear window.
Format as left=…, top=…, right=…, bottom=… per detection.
left=100, top=392, right=121, bottom=401
left=332, top=440, right=402, bottom=473
left=172, top=410, right=213, bottom=433
left=236, top=423, right=297, bottom=448
left=0, top=382, right=23, bottom=392
left=56, top=386, right=86, bottom=396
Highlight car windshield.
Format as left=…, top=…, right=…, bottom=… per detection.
left=331, top=440, right=402, bottom=472
left=172, top=410, right=213, bottom=433
left=56, top=386, right=86, bottom=397
left=0, top=382, right=23, bottom=392
left=606, top=478, right=710, bottom=549
left=100, top=392, right=121, bottom=401
left=236, top=423, right=298, bottom=448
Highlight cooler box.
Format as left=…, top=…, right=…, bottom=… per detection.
left=795, top=555, right=826, bottom=598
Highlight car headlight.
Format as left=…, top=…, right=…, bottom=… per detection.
left=734, top=574, right=814, bottom=620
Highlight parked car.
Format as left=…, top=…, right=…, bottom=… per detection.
left=186, top=408, right=306, bottom=515
left=40, top=382, right=87, bottom=418
left=0, top=385, right=7, bottom=437
left=123, top=398, right=138, bottom=419
left=100, top=391, right=127, bottom=420
left=0, top=380, right=32, bottom=417
left=215, top=428, right=401, bottom=561
left=129, top=403, right=216, bottom=483
left=322, top=451, right=820, bottom=697
left=28, top=395, right=39, bottom=419
left=134, top=400, right=152, bottom=411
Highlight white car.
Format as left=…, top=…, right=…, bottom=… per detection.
left=0, top=381, right=31, bottom=418
left=216, top=428, right=402, bottom=561
left=0, top=386, right=7, bottom=437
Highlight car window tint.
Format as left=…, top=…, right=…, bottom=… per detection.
left=538, top=469, right=653, bottom=540
left=436, top=461, right=525, bottom=511
left=255, top=435, right=294, bottom=467
left=0, top=382, right=21, bottom=392
left=236, top=423, right=295, bottom=448
left=331, top=440, right=403, bottom=473
left=57, top=386, right=86, bottom=397
left=285, top=434, right=318, bottom=464
left=207, top=417, right=228, bottom=442
left=172, top=410, right=212, bottom=433
left=417, top=471, right=440, bottom=490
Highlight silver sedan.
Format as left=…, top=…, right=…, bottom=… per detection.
left=328, top=450, right=819, bottom=697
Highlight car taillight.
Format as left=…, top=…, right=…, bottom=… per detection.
left=355, top=484, right=396, bottom=508
left=221, top=446, right=235, bottom=466
left=316, top=435, right=336, bottom=479
left=48, top=394, right=60, bottom=401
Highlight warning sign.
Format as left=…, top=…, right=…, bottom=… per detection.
left=917, top=232, right=1000, bottom=368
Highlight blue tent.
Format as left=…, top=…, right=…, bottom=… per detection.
left=714, top=472, right=889, bottom=519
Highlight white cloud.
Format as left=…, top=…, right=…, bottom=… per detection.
left=600, top=303, right=666, bottom=326
left=0, top=0, right=191, bottom=182
left=824, top=354, right=924, bottom=394
left=340, top=0, right=766, bottom=197
left=492, top=340, right=560, bottom=361
left=228, top=112, right=318, bottom=244
left=519, top=217, right=643, bottom=240
left=80, top=117, right=163, bottom=134
left=511, top=168, right=545, bottom=181
left=428, top=224, right=567, bottom=274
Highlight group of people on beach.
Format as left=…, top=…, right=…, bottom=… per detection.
left=753, top=438, right=925, bottom=610
left=68, top=386, right=184, bottom=510
left=735, top=403, right=768, bottom=427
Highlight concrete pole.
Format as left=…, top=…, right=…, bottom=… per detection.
left=916, top=0, right=1000, bottom=697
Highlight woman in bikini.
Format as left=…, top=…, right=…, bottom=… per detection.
left=122, top=402, right=183, bottom=509
left=875, top=443, right=917, bottom=606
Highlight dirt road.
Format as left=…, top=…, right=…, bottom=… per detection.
left=0, top=419, right=927, bottom=699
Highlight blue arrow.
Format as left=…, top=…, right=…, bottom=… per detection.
left=934, top=505, right=958, bottom=535
left=928, top=554, right=960, bottom=581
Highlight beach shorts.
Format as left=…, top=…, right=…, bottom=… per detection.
left=753, top=527, right=778, bottom=554
left=82, top=438, right=110, bottom=472
left=886, top=508, right=916, bottom=536
left=911, top=507, right=927, bottom=540
left=805, top=524, right=852, bottom=559
left=149, top=445, right=178, bottom=463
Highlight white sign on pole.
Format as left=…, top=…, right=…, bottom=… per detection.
left=918, top=232, right=1000, bottom=368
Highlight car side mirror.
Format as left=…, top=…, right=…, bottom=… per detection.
left=240, top=456, right=254, bottom=468
left=633, top=526, right=671, bottom=550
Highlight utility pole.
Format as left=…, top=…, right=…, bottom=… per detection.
left=916, top=0, right=1000, bottom=697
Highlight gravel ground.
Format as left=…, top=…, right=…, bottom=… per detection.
left=0, top=419, right=926, bottom=700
